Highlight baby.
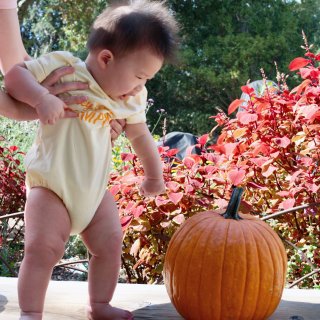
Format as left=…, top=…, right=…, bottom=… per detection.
left=4, top=0, right=179, bottom=319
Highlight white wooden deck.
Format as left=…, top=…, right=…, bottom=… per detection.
left=0, top=277, right=319, bottom=319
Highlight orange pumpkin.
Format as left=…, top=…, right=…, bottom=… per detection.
left=163, top=187, right=287, bottom=320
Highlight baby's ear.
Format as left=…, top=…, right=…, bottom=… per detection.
left=97, top=49, right=114, bottom=68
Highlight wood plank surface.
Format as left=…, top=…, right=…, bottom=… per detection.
left=0, top=277, right=319, bottom=319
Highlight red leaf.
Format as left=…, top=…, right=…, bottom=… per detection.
left=305, top=52, right=315, bottom=58
left=279, top=198, right=295, bottom=210
left=262, top=165, right=277, bottom=177
left=132, top=205, right=145, bottom=218
left=241, top=85, right=255, bottom=95
left=239, top=200, right=253, bottom=214
left=197, top=134, right=209, bottom=146
left=120, top=215, right=133, bottom=231
left=236, top=112, right=258, bottom=124
left=228, top=99, right=245, bottom=115
left=183, top=155, right=202, bottom=168
left=185, top=145, right=198, bottom=156
left=299, top=68, right=312, bottom=79
left=223, top=143, right=238, bottom=156
left=299, top=104, right=319, bottom=121
left=288, top=57, right=311, bottom=71
left=228, top=169, right=246, bottom=186
left=164, top=148, right=179, bottom=157
left=9, top=146, right=18, bottom=152
left=130, top=238, right=141, bottom=257
left=168, top=192, right=183, bottom=205
left=173, top=214, right=185, bottom=225
left=305, top=183, right=320, bottom=193
left=214, top=198, right=228, bottom=210
left=247, top=182, right=268, bottom=190
left=183, top=157, right=195, bottom=169
left=273, top=136, right=291, bottom=148
left=290, top=170, right=303, bottom=185
left=155, top=195, right=170, bottom=207
left=166, top=181, right=180, bottom=192
left=184, top=184, right=194, bottom=193
left=190, top=179, right=204, bottom=188
left=109, top=185, right=121, bottom=196
left=278, top=191, right=290, bottom=197
left=300, top=157, right=313, bottom=166
left=121, top=153, right=136, bottom=161
left=290, top=79, right=311, bottom=95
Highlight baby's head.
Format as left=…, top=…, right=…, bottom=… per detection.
left=86, top=0, right=179, bottom=101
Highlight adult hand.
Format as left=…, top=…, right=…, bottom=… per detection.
left=41, top=66, right=89, bottom=118
left=35, top=66, right=126, bottom=139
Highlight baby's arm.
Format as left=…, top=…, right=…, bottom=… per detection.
left=125, top=123, right=165, bottom=196
left=4, top=63, right=67, bottom=125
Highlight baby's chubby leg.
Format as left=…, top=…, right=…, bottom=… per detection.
left=19, top=187, right=71, bottom=320
left=81, top=191, right=133, bottom=320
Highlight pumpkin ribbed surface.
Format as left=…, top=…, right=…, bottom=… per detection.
left=163, top=211, right=287, bottom=320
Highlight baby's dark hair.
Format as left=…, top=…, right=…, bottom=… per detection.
left=87, top=0, right=179, bottom=63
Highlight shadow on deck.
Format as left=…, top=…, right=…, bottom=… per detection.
left=0, top=277, right=319, bottom=319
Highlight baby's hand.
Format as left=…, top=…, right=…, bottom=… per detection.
left=35, top=93, right=66, bottom=125
left=140, top=178, right=166, bottom=197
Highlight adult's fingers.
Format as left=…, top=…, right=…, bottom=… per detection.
left=62, top=94, right=88, bottom=106
left=47, top=81, right=89, bottom=96
left=41, top=66, right=75, bottom=87
left=41, top=66, right=89, bottom=95
left=63, top=109, right=78, bottom=119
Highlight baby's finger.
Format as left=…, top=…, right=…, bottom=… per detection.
left=110, top=119, right=126, bottom=135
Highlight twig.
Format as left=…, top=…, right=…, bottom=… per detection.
left=284, top=239, right=315, bottom=271
left=288, top=268, right=320, bottom=288
left=55, top=265, right=88, bottom=274
left=121, top=254, right=132, bottom=283
left=0, top=211, right=24, bottom=220
left=261, top=203, right=320, bottom=221
left=0, top=253, right=18, bottom=277
left=55, top=259, right=89, bottom=268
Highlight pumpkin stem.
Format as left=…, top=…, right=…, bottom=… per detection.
left=222, top=187, right=244, bottom=220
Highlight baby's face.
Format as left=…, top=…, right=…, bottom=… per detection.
left=98, top=48, right=163, bottom=101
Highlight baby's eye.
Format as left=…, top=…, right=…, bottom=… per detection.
left=136, top=76, right=143, bottom=80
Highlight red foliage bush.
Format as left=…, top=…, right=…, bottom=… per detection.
left=110, top=42, right=320, bottom=287
left=0, top=139, right=26, bottom=215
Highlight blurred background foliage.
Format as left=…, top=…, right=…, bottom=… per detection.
left=4, top=0, right=320, bottom=137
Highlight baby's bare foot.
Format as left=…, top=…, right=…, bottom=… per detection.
left=20, top=312, right=42, bottom=320
left=87, top=302, right=133, bottom=320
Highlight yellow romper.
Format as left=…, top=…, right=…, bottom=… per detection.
left=24, top=51, right=147, bottom=235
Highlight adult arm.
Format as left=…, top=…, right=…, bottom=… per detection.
left=0, top=66, right=87, bottom=121
left=0, top=4, right=30, bottom=74
left=0, top=3, right=85, bottom=121
left=0, top=2, right=125, bottom=136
